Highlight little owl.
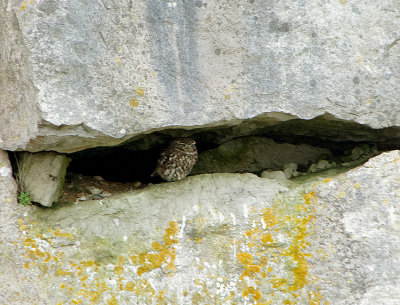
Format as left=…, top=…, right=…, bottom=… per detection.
left=152, top=137, right=198, bottom=182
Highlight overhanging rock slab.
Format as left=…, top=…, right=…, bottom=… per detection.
left=1, top=0, right=400, bottom=152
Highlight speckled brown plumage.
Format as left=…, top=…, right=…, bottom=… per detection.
left=152, top=138, right=198, bottom=182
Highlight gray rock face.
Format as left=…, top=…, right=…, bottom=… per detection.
left=0, top=150, right=47, bottom=303
left=17, top=152, right=70, bottom=207
left=0, top=150, right=17, bottom=203
left=310, top=151, right=400, bottom=304
left=1, top=0, right=400, bottom=152
left=1, top=151, right=400, bottom=304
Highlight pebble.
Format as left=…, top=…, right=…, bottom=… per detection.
left=77, top=196, right=89, bottom=202
left=132, top=181, right=142, bottom=187
left=102, top=191, right=112, bottom=197
left=87, top=186, right=103, bottom=195
left=282, top=163, right=298, bottom=179
left=260, top=170, right=287, bottom=180
left=351, top=146, right=365, bottom=160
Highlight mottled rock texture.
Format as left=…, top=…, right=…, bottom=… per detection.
left=1, top=1, right=400, bottom=303
left=1, top=152, right=400, bottom=304
left=0, top=150, right=47, bottom=303
left=1, top=0, right=400, bottom=152
left=191, top=136, right=331, bottom=175
left=17, top=152, right=70, bottom=207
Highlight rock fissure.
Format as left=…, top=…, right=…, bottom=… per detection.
left=10, top=117, right=389, bottom=208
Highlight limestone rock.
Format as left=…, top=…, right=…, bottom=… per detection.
left=1, top=151, right=399, bottom=303
left=260, top=170, right=287, bottom=180
left=0, top=150, right=47, bottom=303
left=191, top=136, right=330, bottom=175
left=0, top=150, right=17, bottom=203
left=282, top=162, right=299, bottom=179
left=308, top=159, right=333, bottom=173
left=1, top=1, right=400, bottom=153
left=310, top=151, right=400, bottom=304
left=17, top=152, right=70, bottom=207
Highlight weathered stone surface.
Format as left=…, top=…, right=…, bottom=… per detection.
left=309, top=151, right=400, bottom=304
left=18, top=152, right=70, bottom=207
left=260, top=170, right=286, bottom=180
left=191, top=136, right=331, bottom=175
left=0, top=150, right=17, bottom=202
left=0, top=150, right=47, bottom=304
left=1, top=0, right=400, bottom=152
left=1, top=151, right=400, bottom=304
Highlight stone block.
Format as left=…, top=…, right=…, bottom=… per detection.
left=18, top=152, right=70, bottom=207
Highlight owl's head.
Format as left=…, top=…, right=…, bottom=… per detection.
left=170, top=137, right=197, bottom=154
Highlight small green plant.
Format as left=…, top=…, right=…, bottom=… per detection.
left=18, top=192, right=32, bottom=206
left=12, top=152, right=33, bottom=206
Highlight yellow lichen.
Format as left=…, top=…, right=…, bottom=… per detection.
left=114, top=266, right=124, bottom=275
left=89, top=291, right=100, bottom=302
left=245, top=264, right=261, bottom=273
left=336, top=191, right=346, bottom=199
left=308, top=290, right=326, bottom=305
left=261, top=234, right=273, bottom=244
left=56, top=269, right=64, bottom=276
left=129, top=99, right=139, bottom=107
left=246, top=230, right=253, bottom=237
left=303, top=191, right=316, bottom=205
left=43, top=252, right=51, bottom=263
left=20, top=1, right=28, bottom=10
left=234, top=188, right=324, bottom=303
left=107, top=296, right=118, bottom=305
left=80, top=260, right=95, bottom=268
left=136, top=87, right=145, bottom=96
left=131, top=221, right=179, bottom=276
left=242, top=286, right=261, bottom=300
left=237, top=252, right=253, bottom=265
left=271, top=278, right=288, bottom=289
left=126, top=282, right=135, bottom=292
left=156, top=290, right=166, bottom=304
left=262, top=208, right=277, bottom=227
left=80, top=275, right=88, bottom=282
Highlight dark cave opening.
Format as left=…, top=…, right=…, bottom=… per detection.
left=66, top=135, right=220, bottom=184
left=67, top=145, right=161, bottom=184
left=65, top=134, right=384, bottom=186
left=65, top=112, right=400, bottom=185
left=11, top=113, right=400, bottom=196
